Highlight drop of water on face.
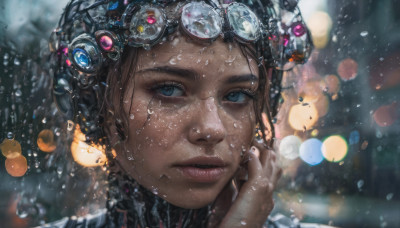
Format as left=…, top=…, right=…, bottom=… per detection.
left=240, top=219, right=247, bottom=225
left=386, top=193, right=394, bottom=200
left=130, top=114, right=135, bottom=120
left=169, top=56, right=177, bottom=65
left=225, top=55, right=236, bottom=65
left=204, top=59, right=209, bottom=66
left=233, top=123, right=237, bottom=128
left=151, top=186, right=159, bottom=195
left=147, top=109, right=154, bottom=115
left=177, top=54, right=183, bottom=61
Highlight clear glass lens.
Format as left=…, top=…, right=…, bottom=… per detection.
left=181, top=2, right=222, bottom=40
left=227, top=3, right=260, bottom=42
left=128, top=5, right=166, bottom=46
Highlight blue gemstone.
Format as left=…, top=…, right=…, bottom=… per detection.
left=108, top=1, right=119, bottom=10
left=73, top=48, right=91, bottom=68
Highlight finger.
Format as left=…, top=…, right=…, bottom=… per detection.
left=246, top=146, right=262, bottom=179
left=252, top=140, right=274, bottom=167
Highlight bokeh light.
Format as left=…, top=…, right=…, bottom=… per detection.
left=299, top=138, right=324, bottom=166
left=349, top=130, right=360, bottom=145
left=5, top=155, right=28, bottom=177
left=323, top=74, right=341, bottom=95
left=279, top=135, right=302, bottom=160
left=70, top=125, right=107, bottom=167
left=322, top=135, right=348, bottom=162
left=288, top=103, right=319, bottom=131
left=37, top=129, right=57, bottom=153
left=373, top=102, right=398, bottom=127
left=307, top=11, right=332, bottom=49
left=337, top=58, right=358, bottom=81
left=1, top=139, right=22, bottom=159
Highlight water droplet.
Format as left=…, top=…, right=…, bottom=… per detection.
left=240, top=219, right=247, bottom=225
left=14, top=58, right=20, bottom=66
left=67, top=120, right=74, bottom=131
left=147, top=109, right=154, bottom=115
left=357, top=179, right=364, bottom=190
left=233, top=123, right=237, bottom=128
left=7, top=132, right=14, bottom=139
left=379, top=57, right=384, bottom=61
left=177, top=54, right=183, bottom=61
left=386, top=193, right=394, bottom=200
left=130, top=114, right=135, bottom=120
left=151, top=186, right=159, bottom=195
left=204, top=59, right=209, bottom=65
left=298, top=97, right=303, bottom=102
left=15, top=89, right=22, bottom=97
left=169, top=56, right=177, bottom=65
left=360, top=31, right=368, bottom=37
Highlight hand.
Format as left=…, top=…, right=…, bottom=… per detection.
left=208, top=141, right=282, bottom=228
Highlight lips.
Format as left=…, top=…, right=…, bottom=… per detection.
left=174, top=156, right=227, bottom=183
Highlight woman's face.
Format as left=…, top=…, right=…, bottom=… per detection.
left=115, top=36, right=259, bottom=209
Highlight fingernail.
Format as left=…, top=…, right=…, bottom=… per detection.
left=250, top=146, right=260, bottom=158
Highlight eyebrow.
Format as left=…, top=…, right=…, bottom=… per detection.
left=137, top=65, right=258, bottom=83
left=224, top=74, right=258, bottom=84
left=136, top=66, right=199, bottom=81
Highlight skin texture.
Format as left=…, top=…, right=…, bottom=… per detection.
left=114, top=36, right=282, bottom=226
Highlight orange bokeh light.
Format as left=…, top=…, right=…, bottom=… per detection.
left=373, top=102, right=398, bottom=127
left=322, top=135, right=348, bottom=162
left=1, top=139, right=22, bottom=159
left=70, top=125, right=107, bottom=167
left=288, top=103, right=319, bottom=131
left=5, top=155, right=28, bottom=177
left=323, top=74, right=341, bottom=95
left=337, top=58, right=358, bottom=81
left=37, top=129, right=57, bottom=153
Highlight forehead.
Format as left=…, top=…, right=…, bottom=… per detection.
left=136, top=36, right=259, bottom=76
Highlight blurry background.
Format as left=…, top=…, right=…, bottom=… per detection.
left=0, top=0, right=399, bottom=227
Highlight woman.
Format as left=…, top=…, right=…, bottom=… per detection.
left=49, top=0, right=312, bottom=227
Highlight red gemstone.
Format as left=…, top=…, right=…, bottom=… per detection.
left=292, top=22, right=306, bottom=37
left=100, top=35, right=113, bottom=51
left=283, top=34, right=290, bottom=46
left=66, top=59, right=72, bottom=66
left=147, top=15, right=156, bottom=24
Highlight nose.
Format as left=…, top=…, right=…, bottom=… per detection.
left=188, top=97, right=226, bottom=145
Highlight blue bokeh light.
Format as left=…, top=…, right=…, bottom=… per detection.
left=299, top=138, right=324, bottom=166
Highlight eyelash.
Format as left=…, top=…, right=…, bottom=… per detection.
left=150, top=81, right=256, bottom=103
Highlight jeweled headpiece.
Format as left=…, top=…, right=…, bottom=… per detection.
left=50, top=0, right=312, bottom=137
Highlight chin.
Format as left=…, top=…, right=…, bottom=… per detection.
left=161, top=187, right=222, bottom=209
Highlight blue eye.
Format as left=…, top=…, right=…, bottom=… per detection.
left=225, top=91, right=249, bottom=103
left=156, top=85, right=184, bottom=97
left=225, top=91, right=254, bottom=103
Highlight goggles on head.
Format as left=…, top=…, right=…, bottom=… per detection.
left=63, top=0, right=311, bottom=75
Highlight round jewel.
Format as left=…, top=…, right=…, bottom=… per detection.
left=180, top=2, right=222, bottom=40
left=128, top=5, right=166, bottom=46
left=73, top=48, right=91, bottom=68
left=68, top=34, right=103, bottom=73
left=227, top=3, right=260, bottom=42
left=99, top=35, right=113, bottom=51
left=291, top=22, right=306, bottom=37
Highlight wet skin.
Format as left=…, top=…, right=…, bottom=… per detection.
left=115, top=36, right=259, bottom=209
